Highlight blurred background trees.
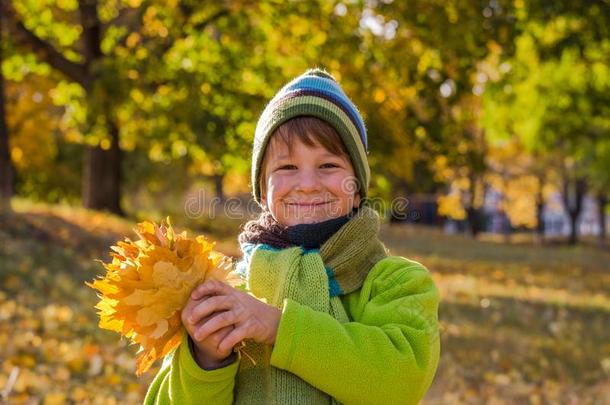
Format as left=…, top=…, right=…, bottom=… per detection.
left=1, top=0, right=608, bottom=245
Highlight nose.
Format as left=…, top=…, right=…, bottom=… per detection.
left=295, top=168, right=322, bottom=193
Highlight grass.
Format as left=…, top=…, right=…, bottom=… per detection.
left=379, top=224, right=610, bottom=404
left=0, top=201, right=609, bottom=404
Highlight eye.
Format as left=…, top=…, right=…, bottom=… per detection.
left=276, top=164, right=297, bottom=171
left=320, top=163, right=339, bottom=169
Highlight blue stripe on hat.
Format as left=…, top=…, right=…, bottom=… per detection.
left=284, top=77, right=367, bottom=145
left=274, top=89, right=368, bottom=150
left=284, top=76, right=365, bottom=125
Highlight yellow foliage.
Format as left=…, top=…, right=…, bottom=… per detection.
left=438, top=193, right=467, bottom=220
left=223, top=171, right=250, bottom=196
left=87, top=218, right=242, bottom=375
left=503, top=176, right=538, bottom=228
left=373, top=88, right=386, bottom=103
left=6, top=76, right=58, bottom=171
left=126, top=32, right=141, bottom=49
left=432, top=155, right=455, bottom=183
left=384, top=145, right=416, bottom=181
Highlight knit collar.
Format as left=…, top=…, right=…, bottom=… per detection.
left=237, top=206, right=388, bottom=297
left=285, top=210, right=355, bottom=249
left=238, top=209, right=355, bottom=250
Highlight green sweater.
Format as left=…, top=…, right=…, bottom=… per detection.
left=144, top=256, right=440, bottom=405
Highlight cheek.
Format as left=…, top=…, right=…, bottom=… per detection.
left=265, top=175, right=290, bottom=200
left=326, top=173, right=356, bottom=197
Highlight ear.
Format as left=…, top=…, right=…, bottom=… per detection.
left=352, top=192, right=361, bottom=208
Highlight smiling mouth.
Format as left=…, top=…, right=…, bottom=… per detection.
left=285, top=201, right=333, bottom=207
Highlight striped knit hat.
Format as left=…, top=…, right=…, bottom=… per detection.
left=252, top=68, right=370, bottom=204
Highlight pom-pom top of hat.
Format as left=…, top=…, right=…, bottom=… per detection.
left=303, top=68, right=337, bottom=81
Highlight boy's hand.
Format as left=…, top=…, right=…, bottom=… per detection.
left=188, top=280, right=282, bottom=355
left=181, top=295, right=235, bottom=369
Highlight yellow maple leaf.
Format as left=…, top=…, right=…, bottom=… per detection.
left=87, top=217, right=243, bottom=375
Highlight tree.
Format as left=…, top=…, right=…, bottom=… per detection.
left=5, top=0, right=124, bottom=213
left=587, top=138, right=610, bottom=243
left=0, top=5, right=14, bottom=211
left=348, top=0, right=516, bottom=233
left=4, top=0, right=244, bottom=214
left=481, top=1, right=610, bottom=244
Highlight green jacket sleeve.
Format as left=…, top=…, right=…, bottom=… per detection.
left=269, top=256, right=440, bottom=405
left=143, top=332, right=240, bottom=405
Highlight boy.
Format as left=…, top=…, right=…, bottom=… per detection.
left=145, top=69, right=440, bottom=404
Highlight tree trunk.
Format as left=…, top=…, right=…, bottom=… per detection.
left=82, top=120, right=123, bottom=215
left=598, top=192, right=607, bottom=243
left=562, top=177, right=586, bottom=246
left=568, top=212, right=578, bottom=245
left=79, top=0, right=122, bottom=215
left=535, top=175, right=545, bottom=244
left=213, top=173, right=225, bottom=202
left=467, top=174, right=481, bottom=238
left=0, top=12, right=14, bottom=211
left=467, top=207, right=480, bottom=237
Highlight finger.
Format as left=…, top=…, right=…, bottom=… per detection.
left=191, top=280, right=230, bottom=300
left=215, top=334, right=236, bottom=360
left=194, top=310, right=236, bottom=342
left=182, top=294, right=215, bottom=325
left=211, top=325, right=234, bottom=349
left=218, top=325, right=248, bottom=354
left=188, top=295, right=232, bottom=325
left=181, top=297, right=199, bottom=325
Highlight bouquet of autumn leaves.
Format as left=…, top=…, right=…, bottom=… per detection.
left=87, top=218, right=244, bottom=375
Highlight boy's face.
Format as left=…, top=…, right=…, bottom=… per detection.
left=260, top=135, right=361, bottom=226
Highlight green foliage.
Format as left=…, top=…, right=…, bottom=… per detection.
left=4, top=0, right=609, bottom=231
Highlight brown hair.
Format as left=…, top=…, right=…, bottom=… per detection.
left=259, top=116, right=351, bottom=195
